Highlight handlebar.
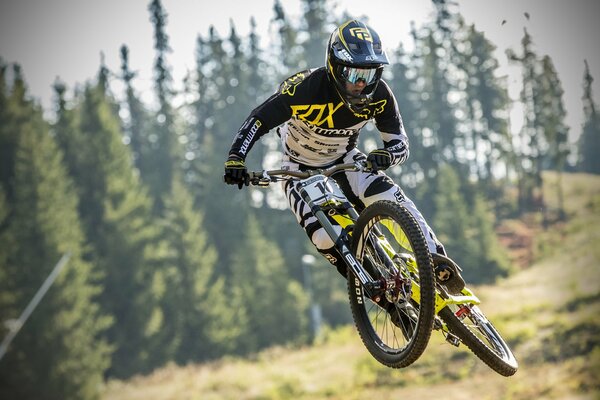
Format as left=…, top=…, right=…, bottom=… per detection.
left=248, top=161, right=369, bottom=186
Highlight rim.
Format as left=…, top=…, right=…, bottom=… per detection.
left=356, top=216, right=422, bottom=352
left=451, top=304, right=516, bottom=364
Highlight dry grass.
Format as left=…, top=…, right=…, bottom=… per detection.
left=102, top=172, right=600, bottom=400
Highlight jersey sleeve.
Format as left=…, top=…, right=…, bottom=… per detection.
left=374, top=81, right=409, bottom=166
left=228, top=91, right=291, bottom=159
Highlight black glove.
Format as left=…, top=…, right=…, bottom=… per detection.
left=367, top=149, right=392, bottom=171
left=224, top=156, right=248, bottom=189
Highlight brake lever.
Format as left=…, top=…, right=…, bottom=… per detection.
left=250, top=171, right=274, bottom=187
left=355, top=160, right=375, bottom=173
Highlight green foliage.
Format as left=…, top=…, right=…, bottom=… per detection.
left=144, top=0, right=180, bottom=211
left=230, top=214, right=310, bottom=353
left=577, top=60, right=600, bottom=174
left=159, top=178, right=235, bottom=362
left=53, top=78, right=168, bottom=378
left=3, top=0, right=594, bottom=395
left=506, top=29, right=571, bottom=213
left=431, top=165, right=511, bottom=283
left=0, top=72, right=111, bottom=399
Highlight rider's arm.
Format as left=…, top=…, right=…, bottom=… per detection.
left=228, top=92, right=293, bottom=160
left=374, top=81, right=410, bottom=166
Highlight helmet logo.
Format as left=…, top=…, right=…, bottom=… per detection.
left=349, top=27, right=372, bottom=42
left=338, top=48, right=353, bottom=62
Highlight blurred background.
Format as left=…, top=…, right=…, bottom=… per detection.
left=0, top=0, right=598, bottom=399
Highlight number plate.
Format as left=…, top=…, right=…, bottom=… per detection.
left=300, top=175, right=347, bottom=205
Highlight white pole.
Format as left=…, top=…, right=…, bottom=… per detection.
left=0, top=252, right=71, bottom=362
left=301, top=254, right=322, bottom=340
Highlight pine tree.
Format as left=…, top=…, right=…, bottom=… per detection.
left=428, top=1, right=463, bottom=165
left=459, top=23, right=511, bottom=185
left=0, top=63, right=8, bottom=177
left=192, top=26, right=253, bottom=276
left=230, top=214, right=309, bottom=352
left=53, top=76, right=167, bottom=378
left=271, top=0, right=301, bottom=75
left=578, top=60, right=600, bottom=174
left=413, top=27, right=459, bottom=172
left=387, top=43, right=423, bottom=190
left=0, top=64, right=24, bottom=198
left=159, top=178, right=236, bottom=363
left=536, top=55, right=570, bottom=218
left=119, top=45, right=151, bottom=172
left=507, top=29, right=546, bottom=212
left=146, top=0, right=179, bottom=211
left=300, top=0, right=331, bottom=69
left=0, top=67, right=111, bottom=399
left=431, top=165, right=510, bottom=283
left=184, top=34, right=212, bottom=196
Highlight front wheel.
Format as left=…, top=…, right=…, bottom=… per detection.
left=348, top=200, right=436, bottom=368
left=439, top=305, right=518, bottom=376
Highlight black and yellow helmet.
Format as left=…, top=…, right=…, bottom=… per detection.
left=326, top=20, right=389, bottom=112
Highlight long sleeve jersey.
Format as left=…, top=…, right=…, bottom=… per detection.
left=228, top=67, right=409, bottom=168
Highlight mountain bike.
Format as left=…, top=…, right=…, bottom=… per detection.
left=247, top=161, right=518, bottom=375
left=248, top=161, right=436, bottom=368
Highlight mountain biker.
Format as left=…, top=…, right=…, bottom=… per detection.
left=223, top=20, right=464, bottom=297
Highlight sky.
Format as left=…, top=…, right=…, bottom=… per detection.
left=1, top=0, right=599, bottom=141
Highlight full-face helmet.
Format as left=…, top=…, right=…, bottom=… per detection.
left=326, top=20, right=389, bottom=112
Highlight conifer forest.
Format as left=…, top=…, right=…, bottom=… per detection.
left=1, top=1, right=599, bottom=398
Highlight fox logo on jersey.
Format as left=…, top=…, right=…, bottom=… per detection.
left=281, top=72, right=306, bottom=96
left=352, top=99, right=387, bottom=119
left=290, top=102, right=344, bottom=128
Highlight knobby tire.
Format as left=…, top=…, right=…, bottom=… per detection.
left=439, top=306, right=518, bottom=376
left=348, top=200, right=435, bottom=368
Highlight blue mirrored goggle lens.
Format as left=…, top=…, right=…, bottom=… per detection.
left=342, top=67, right=377, bottom=84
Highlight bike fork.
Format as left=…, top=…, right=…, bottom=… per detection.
left=309, top=207, right=376, bottom=296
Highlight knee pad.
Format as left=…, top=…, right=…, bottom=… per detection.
left=311, top=226, right=339, bottom=250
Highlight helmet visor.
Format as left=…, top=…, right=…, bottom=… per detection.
left=341, top=66, right=378, bottom=85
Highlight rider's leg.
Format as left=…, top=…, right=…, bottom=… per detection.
left=335, top=150, right=465, bottom=293
left=283, top=179, right=348, bottom=278
left=335, top=149, right=443, bottom=254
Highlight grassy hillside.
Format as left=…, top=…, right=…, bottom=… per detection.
left=102, top=172, right=600, bottom=400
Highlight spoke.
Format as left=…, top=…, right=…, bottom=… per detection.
left=356, top=214, right=425, bottom=352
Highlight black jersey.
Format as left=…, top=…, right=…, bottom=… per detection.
left=228, top=67, right=409, bottom=168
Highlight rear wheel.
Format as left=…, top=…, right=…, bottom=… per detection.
left=439, top=305, right=518, bottom=376
left=348, top=200, right=435, bottom=368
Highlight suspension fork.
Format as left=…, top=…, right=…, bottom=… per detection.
left=302, top=195, right=375, bottom=296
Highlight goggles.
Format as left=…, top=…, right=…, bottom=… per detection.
left=341, top=66, right=378, bottom=85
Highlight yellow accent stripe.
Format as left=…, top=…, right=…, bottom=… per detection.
left=337, top=20, right=353, bottom=52
left=331, top=213, right=354, bottom=229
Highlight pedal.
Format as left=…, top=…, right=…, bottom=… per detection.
left=445, top=332, right=461, bottom=347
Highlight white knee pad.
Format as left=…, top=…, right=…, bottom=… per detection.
left=311, top=226, right=341, bottom=250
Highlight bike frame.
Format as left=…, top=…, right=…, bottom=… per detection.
left=400, top=256, right=482, bottom=313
